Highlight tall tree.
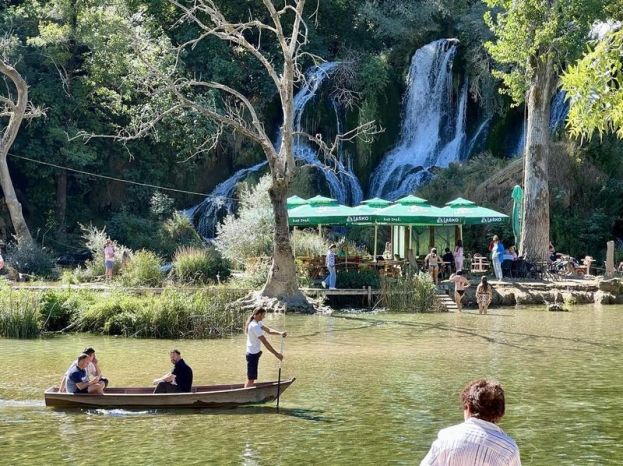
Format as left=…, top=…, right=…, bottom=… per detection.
left=484, top=0, right=605, bottom=262
left=0, top=37, right=41, bottom=243
left=561, top=27, right=623, bottom=141
left=100, top=0, right=376, bottom=311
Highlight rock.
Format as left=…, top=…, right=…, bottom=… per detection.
left=547, top=303, right=568, bottom=312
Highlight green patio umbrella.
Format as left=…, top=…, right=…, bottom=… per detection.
left=352, top=198, right=393, bottom=257
left=511, top=186, right=523, bottom=251
left=287, top=195, right=308, bottom=209
left=288, top=200, right=365, bottom=226
left=441, top=197, right=509, bottom=225
left=374, top=195, right=462, bottom=225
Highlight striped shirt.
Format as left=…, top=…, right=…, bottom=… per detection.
left=326, top=250, right=335, bottom=267
left=421, top=417, right=521, bottom=466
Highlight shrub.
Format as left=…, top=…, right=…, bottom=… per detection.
left=0, top=288, right=41, bottom=338
left=120, top=250, right=164, bottom=287
left=379, top=272, right=441, bottom=312
left=229, top=257, right=271, bottom=289
left=336, top=270, right=380, bottom=289
left=173, top=246, right=231, bottom=284
left=39, top=289, right=85, bottom=332
left=215, top=174, right=274, bottom=261
left=292, top=229, right=330, bottom=257
left=80, top=223, right=131, bottom=279
left=5, top=241, right=56, bottom=279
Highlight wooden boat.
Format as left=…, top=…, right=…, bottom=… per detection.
left=44, top=377, right=295, bottom=409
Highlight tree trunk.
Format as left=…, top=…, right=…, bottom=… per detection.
left=0, top=61, right=33, bottom=244
left=519, top=54, right=555, bottom=263
left=259, top=181, right=310, bottom=309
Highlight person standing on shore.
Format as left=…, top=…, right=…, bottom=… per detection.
left=448, top=271, right=470, bottom=312
left=104, top=240, right=115, bottom=281
left=491, top=235, right=504, bottom=281
left=421, top=378, right=521, bottom=465
left=453, top=240, right=464, bottom=272
left=476, top=276, right=492, bottom=314
left=324, top=244, right=337, bottom=289
left=244, top=308, right=286, bottom=388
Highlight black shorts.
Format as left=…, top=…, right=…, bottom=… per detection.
left=457, top=290, right=465, bottom=296
left=246, top=351, right=263, bottom=380
left=74, top=388, right=89, bottom=394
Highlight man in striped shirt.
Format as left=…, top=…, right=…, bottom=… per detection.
left=421, top=379, right=521, bottom=465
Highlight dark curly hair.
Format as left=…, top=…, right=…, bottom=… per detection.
left=460, top=379, right=506, bottom=423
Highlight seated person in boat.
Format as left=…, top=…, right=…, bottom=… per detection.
left=65, top=353, right=105, bottom=394
left=153, top=349, right=193, bottom=393
left=83, top=347, right=109, bottom=388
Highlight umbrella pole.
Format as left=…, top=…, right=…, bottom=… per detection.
left=374, top=225, right=378, bottom=260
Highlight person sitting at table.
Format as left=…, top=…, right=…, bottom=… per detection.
left=503, top=246, right=518, bottom=261
left=424, top=247, right=440, bottom=285
left=549, top=242, right=557, bottom=263
left=383, top=242, right=392, bottom=260
left=442, top=248, right=454, bottom=276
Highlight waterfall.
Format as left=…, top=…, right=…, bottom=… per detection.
left=289, top=64, right=363, bottom=205
left=192, top=161, right=267, bottom=238
left=368, top=39, right=467, bottom=200
left=464, top=117, right=492, bottom=160
left=550, top=89, right=569, bottom=131
left=190, top=62, right=363, bottom=238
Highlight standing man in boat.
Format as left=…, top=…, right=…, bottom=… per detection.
left=153, top=349, right=193, bottom=393
left=244, top=308, right=287, bottom=388
left=65, top=353, right=105, bottom=394
left=420, top=378, right=521, bottom=465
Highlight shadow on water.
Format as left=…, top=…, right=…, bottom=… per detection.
left=82, top=406, right=334, bottom=422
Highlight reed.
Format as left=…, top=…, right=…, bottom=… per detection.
left=0, top=289, right=42, bottom=338
left=379, top=272, right=442, bottom=312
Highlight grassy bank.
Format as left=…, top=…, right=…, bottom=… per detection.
left=0, top=283, right=248, bottom=339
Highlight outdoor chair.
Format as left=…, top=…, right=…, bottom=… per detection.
left=501, top=259, right=513, bottom=278
left=470, top=253, right=490, bottom=275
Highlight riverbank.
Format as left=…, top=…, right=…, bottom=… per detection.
left=445, top=276, right=623, bottom=307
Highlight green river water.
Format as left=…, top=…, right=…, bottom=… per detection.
left=0, top=304, right=622, bottom=465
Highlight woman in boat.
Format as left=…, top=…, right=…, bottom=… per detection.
left=245, top=308, right=287, bottom=388
left=476, top=276, right=492, bottom=315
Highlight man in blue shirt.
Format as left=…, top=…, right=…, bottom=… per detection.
left=153, top=349, right=193, bottom=393
left=65, top=353, right=105, bottom=394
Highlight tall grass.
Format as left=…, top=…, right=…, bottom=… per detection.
left=120, top=250, right=163, bottom=287
left=0, top=289, right=42, bottom=338
left=379, top=272, right=442, bottom=312
left=173, top=246, right=231, bottom=285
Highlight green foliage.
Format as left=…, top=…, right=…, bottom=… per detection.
left=173, top=246, right=231, bottom=285
left=379, top=272, right=441, bottom=312
left=562, top=29, right=623, bottom=141
left=70, top=288, right=248, bottom=338
left=292, top=229, right=330, bottom=257
left=484, top=0, right=605, bottom=105
left=5, top=241, right=57, bottom=279
left=417, top=152, right=511, bottom=206
left=120, top=250, right=163, bottom=288
left=215, top=174, right=274, bottom=262
left=39, top=289, right=86, bottom=332
left=336, top=270, right=380, bottom=289
left=80, top=223, right=130, bottom=278
left=0, top=287, right=41, bottom=338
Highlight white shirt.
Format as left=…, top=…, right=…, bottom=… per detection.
left=246, top=320, right=264, bottom=354
left=421, top=417, right=521, bottom=466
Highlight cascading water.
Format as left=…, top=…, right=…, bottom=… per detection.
left=368, top=39, right=467, bottom=200
left=192, top=161, right=267, bottom=238
left=464, top=117, right=492, bottom=160
left=190, top=62, right=363, bottom=238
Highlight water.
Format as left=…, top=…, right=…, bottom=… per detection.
left=190, top=63, right=363, bottom=238
left=2, top=305, right=623, bottom=464
left=369, top=39, right=468, bottom=200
